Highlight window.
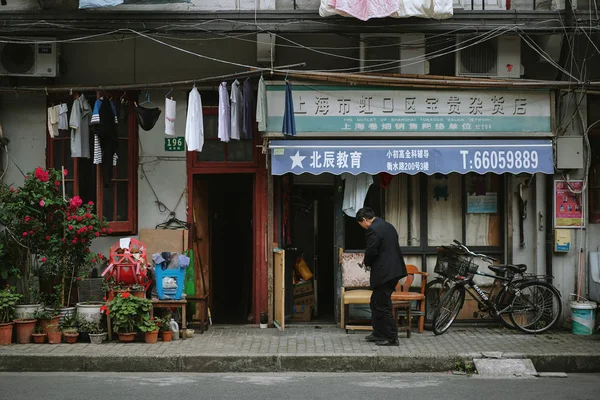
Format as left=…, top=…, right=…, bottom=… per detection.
left=194, top=107, right=256, bottom=165
left=47, top=92, right=138, bottom=234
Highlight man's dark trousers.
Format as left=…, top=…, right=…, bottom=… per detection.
left=370, top=277, right=400, bottom=341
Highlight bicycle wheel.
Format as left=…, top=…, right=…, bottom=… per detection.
left=508, top=281, right=562, bottom=333
left=425, top=278, right=451, bottom=330
left=432, top=285, right=465, bottom=335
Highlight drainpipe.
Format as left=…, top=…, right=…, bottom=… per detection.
left=546, top=173, right=554, bottom=281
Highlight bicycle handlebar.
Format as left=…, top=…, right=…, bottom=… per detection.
left=452, top=239, right=498, bottom=263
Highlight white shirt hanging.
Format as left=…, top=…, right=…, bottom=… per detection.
left=218, top=82, right=231, bottom=142
left=256, top=76, right=267, bottom=132
left=165, top=97, right=177, bottom=136
left=58, top=103, right=69, bottom=131
left=47, top=105, right=59, bottom=138
left=185, top=87, right=204, bottom=152
left=341, top=173, right=374, bottom=218
left=230, top=79, right=242, bottom=141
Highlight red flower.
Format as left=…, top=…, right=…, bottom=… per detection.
left=9, top=187, right=14, bottom=192
left=54, top=181, right=60, bottom=187
left=101, top=228, right=107, bottom=233
left=92, top=258, right=97, bottom=263
left=85, top=248, right=90, bottom=253
left=102, top=296, right=107, bottom=301
left=46, top=236, right=51, bottom=240
left=72, top=239, right=77, bottom=244
left=24, top=175, right=29, bottom=179
left=62, top=238, right=66, bottom=243
left=88, top=201, right=94, bottom=206
left=77, top=277, right=81, bottom=281
left=41, top=257, right=47, bottom=262
left=63, top=169, right=69, bottom=177
left=22, top=232, right=28, bottom=237
left=95, top=232, right=100, bottom=237
left=100, top=305, right=107, bottom=313
left=67, top=217, right=72, bottom=221
left=34, top=167, right=49, bottom=182
left=86, top=213, right=92, bottom=219
left=69, top=196, right=82, bottom=209
left=121, top=292, right=131, bottom=299
left=39, top=199, right=45, bottom=207
left=68, top=225, right=73, bottom=231
left=15, top=189, right=20, bottom=193
left=24, top=217, right=30, bottom=222
left=29, top=230, right=34, bottom=235
left=88, top=225, right=93, bottom=231
left=80, top=239, right=85, bottom=243
left=108, top=229, right=113, bottom=234
left=106, top=309, right=110, bottom=315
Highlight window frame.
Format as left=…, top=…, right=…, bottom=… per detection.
left=191, top=107, right=259, bottom=169
left=46, top=91, right=139, bottom=235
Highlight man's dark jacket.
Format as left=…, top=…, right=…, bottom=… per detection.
left=364, top=218, right=407, bottom=288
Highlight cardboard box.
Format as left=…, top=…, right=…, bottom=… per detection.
left=293, top=281, right=314, bottom=297
left=294, top=294, right=315, bottom=306
left=291, top=304, right=313, bottom=322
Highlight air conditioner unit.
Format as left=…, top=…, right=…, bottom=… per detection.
left=455, top=35, right=523, bottom=78
left=0, top=38, right=58, bottom=77
left=360, top=33, right=429, bottom=75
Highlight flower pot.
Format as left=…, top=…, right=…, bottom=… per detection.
left=63, top=332, right=79, bottom=344
left=118, top=332, right=136, bottom=343
left=132, top=291, right=146, bottom=299
left=32, top=333, right=46, bottom=344
left=14, top=319, right=36, bottom=344
left=76, top=302, right=104, bottom=323
left=59, top=307, right=76, bottom=326
left=259, top=323, right=268, bottom=329
left=89, top=333, right=106, bottom=344
left=144, top=330, right=159, bottom=344
left=161, top=331, right=173, bottom=342
left=14, top=304, right=41, bottom=320
left=47, top=331, right=62, bottom=344
left=0, top=322, right=14, bottom=345
left=39, top=316, right=60, bottom=333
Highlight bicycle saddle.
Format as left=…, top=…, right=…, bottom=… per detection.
left=488, top=264, right=527, bottom=274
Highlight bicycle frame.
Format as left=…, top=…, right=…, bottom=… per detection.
left=451, top=269, right=514, bottom=318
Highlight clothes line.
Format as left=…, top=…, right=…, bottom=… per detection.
left=0, top=62, right=306, bottom=94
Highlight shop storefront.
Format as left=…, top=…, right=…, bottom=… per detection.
left=264, top=84, right=555, bottom=328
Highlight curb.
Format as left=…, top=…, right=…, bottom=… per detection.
left=1, top=353, right=599, bottom=373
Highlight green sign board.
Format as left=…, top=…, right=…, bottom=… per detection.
left=165, top=137, right=185, bottom=152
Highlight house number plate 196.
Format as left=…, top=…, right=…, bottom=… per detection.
left=164, top=137, right=185, bottom=152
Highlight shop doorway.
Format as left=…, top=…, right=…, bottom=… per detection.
left=289, top=180, right=335, bottom=322
left=193, top=174, right=254, bottom=324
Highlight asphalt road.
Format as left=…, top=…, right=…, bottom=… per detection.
left=0, top=372, right=598, bottom=400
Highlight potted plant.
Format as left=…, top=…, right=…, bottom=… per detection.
left=82, top=321, right=106, bottom=344
left=46, top=324, right=62, bottom=344
left=103, top=278, right=127, bottom=302
left=60, top=311, right=79, bottom=344
left=260, top=312, right=268, bottom=329
left=158, top=316, right=173, bottom=342
left=129, top=283, right=146, bottom=299
left=139, top=316, right=160, bottom=344
left=33, top=307, right=60, bottom=334
left=108, top=292, right=151, bottom=342
left=76, top=300, right=104, bottom=324
left=32, top=325, right=47, bottom=344
left=0, top=287, right=21, bottom=345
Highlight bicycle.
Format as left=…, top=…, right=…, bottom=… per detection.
left=431, top=240, right=562, bottom=335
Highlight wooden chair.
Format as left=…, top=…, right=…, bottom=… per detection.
left=340, top=250, right=373, bottom=331
left=391, top=264, right=428, bottom=335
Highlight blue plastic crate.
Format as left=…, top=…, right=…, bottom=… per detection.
left=154, top=266, right=186, bottom=300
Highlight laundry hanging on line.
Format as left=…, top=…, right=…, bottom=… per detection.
left=165, top=97, right=176, bottom=136
left=185, top=86, right=204, bottom=152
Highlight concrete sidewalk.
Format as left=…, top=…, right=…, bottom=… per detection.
left=1, top=325, right=599, bottom=373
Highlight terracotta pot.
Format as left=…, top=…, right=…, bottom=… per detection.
left=32, top=333, right=46, bottom=344
left=132, top=291, right=146, bottom=299
left=39, top=316, right=60, bottom=333
left=108, top=290, right=127, bottom=302
left=118, top=332, right=136, bottom=343
left=63, top=332, right=79, bottom=344
left=14, top=319, right=36, bottom=344
left=0, top=322, right=13, bottom=345
left=161, top=330, right=173, bottom=342
left=47, top=331, right=62, bottom=344
left=144, top=330, right=159, bottom=344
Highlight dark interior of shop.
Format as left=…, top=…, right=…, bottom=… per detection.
left=208, top=174, right=253, bottom=324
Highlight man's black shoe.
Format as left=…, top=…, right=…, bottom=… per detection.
left=365, top=333, right=386, bottom=342
left=375, top=339, right=399, bottom=346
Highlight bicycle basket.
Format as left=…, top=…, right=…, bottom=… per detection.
left=435, top=248, right=478, bottom=279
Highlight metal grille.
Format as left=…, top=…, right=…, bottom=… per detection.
left=458, top=38, right=498, bottom=76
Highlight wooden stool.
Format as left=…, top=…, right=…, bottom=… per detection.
left=185, top=295, right=209, bottom=333
left=392, top=301, right=412, bottom=338
left=149, top=299, right=187, bottom=339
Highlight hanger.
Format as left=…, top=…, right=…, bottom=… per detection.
left=155, top=212, right=190, bottom=230
left=120, top=91, right=128, bottom=104
left=138, top=91, right=157, bottom=108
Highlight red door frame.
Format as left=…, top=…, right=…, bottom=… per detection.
left=185, top=109, right=268, bottom=324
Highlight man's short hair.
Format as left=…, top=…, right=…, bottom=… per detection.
left=356, top=207, right=375, bottom=222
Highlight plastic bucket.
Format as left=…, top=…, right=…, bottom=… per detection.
left=570, top=301, right=597, bottom=335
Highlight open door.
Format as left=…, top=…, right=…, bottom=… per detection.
left=273, top=248, right=285, bottom=331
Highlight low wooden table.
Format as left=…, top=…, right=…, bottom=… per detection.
left=107, top=299, right=187, bottom=341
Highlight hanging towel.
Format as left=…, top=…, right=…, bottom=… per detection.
left=230, top=79, right=242, bottom=140
left=218, top=82, right=231, bottom=143
left=341, top=173, right=374, bottom=218
left=242, top=78, right=254, bottom=139
left=185, top=87, right=204, bottom=152
left=256, top=76, right=267, bottom=133
left=165, top=97, right=177, bottom=136
left=47, top=105, right=59, bottom=138
left=58, top=103, right=69, bottom=131
left=282, top=81, right=296, bottom=136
